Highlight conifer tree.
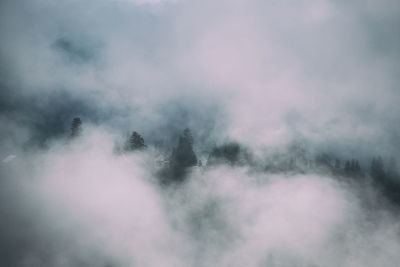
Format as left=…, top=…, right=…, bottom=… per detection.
left=171, top=128, right=197, bottom=169
left=126, top=131, right=147, bottom=151
left=162, top=128, right=197, bottom=183
left=70, top=117, right=82, bottom=138
left=370, top=156, right=385, bottom=180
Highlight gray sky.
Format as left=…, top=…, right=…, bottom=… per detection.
left=1, top=0, right=399, bottom=155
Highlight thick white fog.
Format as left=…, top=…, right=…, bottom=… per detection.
left=2, top=129, right=400, bottom=266
left=1, top=0, right=400, bottom=266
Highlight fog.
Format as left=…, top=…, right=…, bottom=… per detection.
left=1, top=129, right=399, bottom=266
left=1, top=0, right=400, bottom=266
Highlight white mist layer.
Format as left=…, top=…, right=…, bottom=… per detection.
left=3, top=130, right=398, bottom=267
left=1, top=0, right=399, bottom=266
left=1, top=0, right=399, bottom=156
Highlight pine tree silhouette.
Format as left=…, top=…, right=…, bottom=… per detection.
left=160, top=128, right=197, bottom=184
left=70, top=117, right=82, bottom=138
left=126, top=131, right=147, bottom=151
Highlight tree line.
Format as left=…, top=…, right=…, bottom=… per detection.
left=68, top=117, right=400, bottom=204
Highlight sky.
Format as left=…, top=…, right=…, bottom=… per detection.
left=0, top=0, right=400, bottom=266
left=1, top=0, right=399, bottom=153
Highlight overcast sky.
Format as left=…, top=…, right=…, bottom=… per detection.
left=1, top=0, right=399, bottom=155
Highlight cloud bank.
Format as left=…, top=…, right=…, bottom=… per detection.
left=1, top=130, right=400, bottom=266
left=1, top=0, right=400, bottom=266
left=1, top=0, right=399, bottom=151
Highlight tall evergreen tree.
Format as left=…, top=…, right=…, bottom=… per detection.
left=126, top=131, right=146, bottom=151
left=70, top=117, right=82, bottom=138
left=183, top=128, right=194, bottom=146
left=387, top=156, right=399, bottom=181
left=370, top=156, right=400, bottom=206
left=171, top=128, right=197, bottom=169
left=161, top=128, right=197, bottom=183
left=370, top=156, right=385, bottom=180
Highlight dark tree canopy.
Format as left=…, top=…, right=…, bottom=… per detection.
left=370, top=156, right=385, bottom=180
left=70, top=117, right=82, bottom=138
left=171, top=128, right=197, bottom=169
left=369, top=156, right=400, bottom=206
left=126, top=131, right=147, bottom=151
left=160, top=128, right=197, bottom=184
left=344, top=159, right=362, bottom=177
left=207, top=142, right=241, bottom=166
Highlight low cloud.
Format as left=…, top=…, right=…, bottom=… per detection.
left=1, top=129, right=400, bottom=266
left=1, top=0, right=400, bottom=266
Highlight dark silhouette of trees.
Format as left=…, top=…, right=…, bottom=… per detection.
left=160, top=128, right=197, bottom=184
left=171, top=128, right=197, bottom=170
left=125, top=131, right=147, bottom=151
left=387, top=157, right=400, bottom=183
left=344, top=159, right=362, bottom=177
left=70, top=117, right=82, bottom=138
left=369, top=156, right=400, bottom=206
left=370, top=156, right=385, bottom=180
left=207, top=142, right=240, bottom=166
left=288, top=142, right=308, bottom=169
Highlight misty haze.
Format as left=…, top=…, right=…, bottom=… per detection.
left=1, top=0, right=400, bottom=266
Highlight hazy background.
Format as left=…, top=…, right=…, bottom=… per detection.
left=0, top=0, right=399, bottom=266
